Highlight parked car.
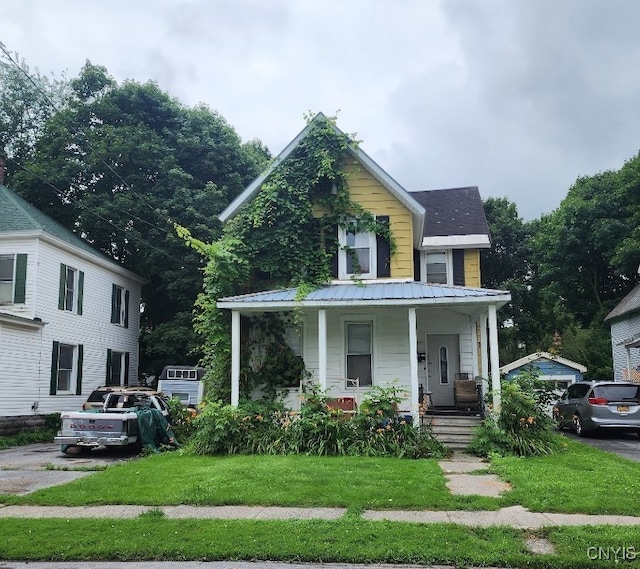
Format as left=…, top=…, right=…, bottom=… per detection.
left=553, top=381, right=640, bottom=437
left=83, top=385, right=156, bottom=410
left=56, top=390, right=173, bottom=454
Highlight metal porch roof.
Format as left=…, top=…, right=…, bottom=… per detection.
left=218, top=281, right=511, bottom=310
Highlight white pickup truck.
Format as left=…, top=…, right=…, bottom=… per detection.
left=55, top=390, right=172, bottom=454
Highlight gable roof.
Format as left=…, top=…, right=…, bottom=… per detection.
left=499, top=351, right=587, bottom=374
left=0, top=185, right=145, bottom=283
left=410, top=187, right=491, bottom=249
left=605, top=283, right=640, bottom=321
left=219, top=113, right=427, bottom=246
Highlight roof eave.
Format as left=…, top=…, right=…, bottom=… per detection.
left=217, top=294, right=511, bottom=312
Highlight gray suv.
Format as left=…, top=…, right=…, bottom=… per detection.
left=553, top=381, right=640, bottom=437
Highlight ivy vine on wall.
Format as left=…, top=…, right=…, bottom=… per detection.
left=177, top=113, right=395, bottom=402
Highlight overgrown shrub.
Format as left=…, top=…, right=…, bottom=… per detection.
left=468, top=372, right=566, bottom=457
left=167, top=398, right=198, bottom=444
left=186, top=384, right=448, bottom=459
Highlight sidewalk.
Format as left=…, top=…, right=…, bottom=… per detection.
left=1, top=453, right=639, bottom=529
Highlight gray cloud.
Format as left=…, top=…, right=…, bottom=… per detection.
left=3, top=0, right=640, bottom=219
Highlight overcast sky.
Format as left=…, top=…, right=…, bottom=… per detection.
left=3, top=0, right=640, bottom=220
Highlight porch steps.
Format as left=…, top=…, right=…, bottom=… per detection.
left=422, top=415, right=482, bottom=450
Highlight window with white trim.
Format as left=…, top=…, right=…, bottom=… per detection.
left=58, top=264, right=84, bottom=314
left=111, top=284, right=129, bottom=327
left=345, top=321, right=373, bottom=386
left=338, top=226, right=376, bottom=279
left=0, top=253, right=27, bottom=304
left=51, top=342, right=83, bottom=395
left=0, top=255, right=15, bottom=304
left=425, top=251, right=448, bottom=284
left=107, top=350, right=128, bottom=386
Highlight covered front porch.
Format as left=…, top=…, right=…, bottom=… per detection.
left=218, top=281, right=511, bottom=426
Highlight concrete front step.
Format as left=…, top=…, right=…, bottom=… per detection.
left=421, top=414, right=482, bottom=449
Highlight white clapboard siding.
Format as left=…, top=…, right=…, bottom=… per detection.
left=0, top=235, right=143, bottom=417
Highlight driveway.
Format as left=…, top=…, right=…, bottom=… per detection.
left=0, top=442, right=137, bottom=495
left=561, top=430, right=640, bottom=461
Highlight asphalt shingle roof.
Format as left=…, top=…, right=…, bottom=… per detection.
left=0, top=185, right=121, bottom=264
left=410, top=186, right=490, bottom=238
left=605, top=284, right=640, bottom=321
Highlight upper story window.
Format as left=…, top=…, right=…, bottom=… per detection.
left=425, top=252, right=448, bottom=284
left=341, top=228, right=376, bottom=279
left=0, top=253, right=27, bottom=304
left=111, top=284, right=129, bottom=327
left=58, top=263, right=84, bottom=314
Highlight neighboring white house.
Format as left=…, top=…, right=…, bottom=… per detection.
left=605, top=282, right=640, bottom=383
left=0, top=185, right=145, bottom=419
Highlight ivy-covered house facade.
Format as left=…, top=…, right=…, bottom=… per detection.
left=216, top=114, right=510, bottom=421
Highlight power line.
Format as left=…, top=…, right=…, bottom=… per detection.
left=0, top=42, right=188, bottom=237
left=7, top=155, right=185, bottom=264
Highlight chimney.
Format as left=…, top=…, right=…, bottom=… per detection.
left=0, top=156, right=5, bottom=186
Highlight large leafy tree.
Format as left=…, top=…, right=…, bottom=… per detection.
left=0, top=47, right=70, bottom=166
left=9, top=61, right=269, bottom=375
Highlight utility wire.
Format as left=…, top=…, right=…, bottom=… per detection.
left=0, top=42, right=187, bottom=239
left=7, top=154, right=185, bottom=264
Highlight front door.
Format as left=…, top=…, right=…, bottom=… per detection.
left=426, top=334, right=460, bottom=407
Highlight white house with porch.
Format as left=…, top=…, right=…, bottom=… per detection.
left=217, top=114, right=511, bottom=424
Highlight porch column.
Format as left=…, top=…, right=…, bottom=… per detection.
left=488, top=304, right=501, bottom=410
left=626, top=347, right=632, bottom=382
left=231, top=310, right=240, bottom=406
left=408, top=307, right=419, bottom=427
left=480, top=314, right=489, bottom=396
left=318, top=309, right=327, bottom=390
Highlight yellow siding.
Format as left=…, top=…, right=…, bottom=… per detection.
left=342, top=159, right=414, bottom=279
left=464, top=249, right=481, bottom=287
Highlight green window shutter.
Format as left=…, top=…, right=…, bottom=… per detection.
left=124, top=289, right=130, bottom=328
left=110, top=284, right=118, bottom=323
left=77, top=271, right=84, bottom=315
left=124, top=352, right=130, bottom=386
left=106, top=349, right=113, bottom=385
left=50, top=341, right=60, bottom=395
left=76, top=345, right=84, bottom=395
left=14, top=254, right=27, bottom=303
left=58, top=264, right=66, bottom=310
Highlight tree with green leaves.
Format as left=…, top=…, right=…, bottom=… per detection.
left=8, top=61, right=269, bottom=375
left=0, top=46, right=70, bottom=166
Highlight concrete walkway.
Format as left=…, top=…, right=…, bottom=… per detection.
left=0, top=503, right=639, bottom=529
left=1, top=452, right=640, bottom=529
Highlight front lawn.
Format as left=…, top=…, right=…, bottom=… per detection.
left=1, top=439, right=639, bottom=567
left=3, top=437, right=639, bottom=516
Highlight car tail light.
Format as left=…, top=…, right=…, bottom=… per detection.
left=588, top=397, right=608, bottom=405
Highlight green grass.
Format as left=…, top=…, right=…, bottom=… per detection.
left=5, top=453, right=501, bottom=511
left=0, top=517, right=637, bottom=568
left=492, top=439, right=640, bottom=515
left=1, top=438, right=640, bottom=567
